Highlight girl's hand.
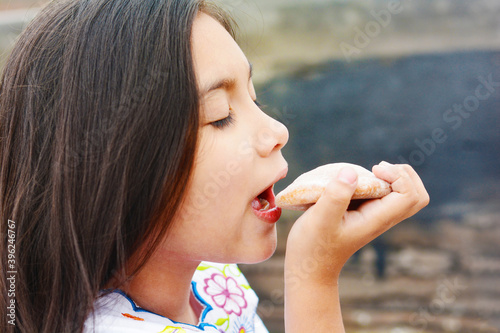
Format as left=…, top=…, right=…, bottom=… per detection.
left=284, top=162, right=429, bottom=332
left=285, top=161, right=430, bottom=284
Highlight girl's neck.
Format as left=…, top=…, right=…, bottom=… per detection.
left=118, top=254, right=202, bottom=325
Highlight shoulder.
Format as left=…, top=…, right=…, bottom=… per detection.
left=84, top=262, right=268, bottom=333
left=83, top=289, right=218, bottom=333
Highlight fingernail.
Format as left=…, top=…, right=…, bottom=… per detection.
left=379, top=161, right=392, bottom=166
left=338, top=167, right=357, bottom=185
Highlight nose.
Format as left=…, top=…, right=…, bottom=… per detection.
left=254, top=112, right=289, bottom=158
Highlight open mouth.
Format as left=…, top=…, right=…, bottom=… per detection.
left=251, top=185, right=281, bottom=223
left=252, top=185, right=275, bottom=211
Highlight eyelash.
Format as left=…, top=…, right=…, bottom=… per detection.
left=211, top=110, right=235, bottom=129
left=211, top=100, right=262, bottom=129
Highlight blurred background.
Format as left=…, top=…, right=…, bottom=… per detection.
left=1, top=0, right=499, bottom=332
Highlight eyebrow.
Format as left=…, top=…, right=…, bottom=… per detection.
left=201, top=62, right=253, bottom=96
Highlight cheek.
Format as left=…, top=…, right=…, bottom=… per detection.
left=195, top=132, right=250, bottom=197
left=193, top=169, right=247, bottom=221
left=181, top=126, right=255, bottom=222
left=179, top=163, right=240, bottom=224
left=167, top=179, right=244, bottom=253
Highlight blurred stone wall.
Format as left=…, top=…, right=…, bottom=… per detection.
left=224, top=1, right=500, bottom=332
left=241, top=50, right=500, bottom=332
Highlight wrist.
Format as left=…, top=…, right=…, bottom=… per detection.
left=284, top=249, right=342, bottom=288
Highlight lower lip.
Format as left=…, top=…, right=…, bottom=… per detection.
left=252, top=203, right=282, bottom=223
left=252, top=167, right=287, bottom=224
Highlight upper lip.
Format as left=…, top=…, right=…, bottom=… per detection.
left=254, top=165, right=288, bottom=200
left=274, top=166, right=288, bottom=185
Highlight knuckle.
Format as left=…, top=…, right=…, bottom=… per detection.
left=405, top=200, right=419, bottom=214
left=395, top=163, right=415, bottom=178
left=401, top=163, right=414, bottom=173
left=407, top=189, right=429, bottom=213
left=401, top=189, right=420, bottom=211
left=421, top=191, right=430, bottom=207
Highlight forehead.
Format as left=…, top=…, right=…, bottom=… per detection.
left=191, top=13, right=249, bottom=91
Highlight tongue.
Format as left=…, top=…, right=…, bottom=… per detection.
left=252, top=197, right=271, bottom=211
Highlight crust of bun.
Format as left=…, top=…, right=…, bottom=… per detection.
left=276, top=163, right=391, bottom=211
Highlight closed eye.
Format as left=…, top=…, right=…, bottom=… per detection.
left=210, top=100, right=261, bottom=129
left=211, top=110, right=235, bottom=129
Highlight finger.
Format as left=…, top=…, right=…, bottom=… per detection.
left=331, top=163, right=429, bottom=248
left=309, top=166, right=358, bottom=227
left=341, top=196, right=413, bottom=246
left=372, top=162, right=429, bottom=212
left=401, top=164, right=430, bottom=206
left=354, top=163, right=425, bottom=225
left=372, top=162, right=412, bottom=194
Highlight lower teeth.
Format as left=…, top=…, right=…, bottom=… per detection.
left=259, top=198, right=270, bottom=211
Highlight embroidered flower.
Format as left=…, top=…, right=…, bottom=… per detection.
left=204, top=273, right=247, bottom=316
left=229, top=313, right=255, bottom=333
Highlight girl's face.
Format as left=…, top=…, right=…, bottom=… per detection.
left=161, top=13, right=289, bottom=264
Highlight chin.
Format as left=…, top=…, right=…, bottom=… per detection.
left=239, top=235, right=278, bottom=264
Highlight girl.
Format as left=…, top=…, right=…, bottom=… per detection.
left=0, top=0, right=429, bottom=332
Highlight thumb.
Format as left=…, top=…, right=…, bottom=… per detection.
left=310, top=166, right=358, bottom=223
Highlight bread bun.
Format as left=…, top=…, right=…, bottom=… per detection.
left=276, top=163, right=391, bottom=211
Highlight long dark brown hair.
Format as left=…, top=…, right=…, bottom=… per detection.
left=0, top=0, right=235, bottom=332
